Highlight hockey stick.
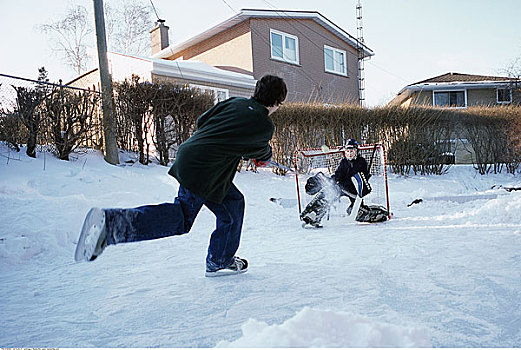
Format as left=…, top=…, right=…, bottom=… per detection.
left=269, top=197, right=298, bottom=208
left=267, top=160, right=294, bottom=172
left=242, top=158, right=294, bottom=172
left=340, top=188, right=357, bottom=199
left=407, top=193, right=499, bottom=206
left=367, top=144, right=378, bottom=174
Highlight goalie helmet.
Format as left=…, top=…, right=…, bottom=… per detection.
left=344, top=139, right=358, bottom=160
left=345, top=138, right=359, bottom=149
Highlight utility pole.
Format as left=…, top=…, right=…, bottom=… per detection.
left=93, top=0, right=119, bottom=165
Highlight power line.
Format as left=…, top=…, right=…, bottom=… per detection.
left=148, top=0, right=187, bottom=82
left=0, top=73, right=100, bottom=94
left=220, top=0, right=236, bottom=13
left=365, top=61, right=411, bottom=84
left=149, top=0, right=161, bottom=21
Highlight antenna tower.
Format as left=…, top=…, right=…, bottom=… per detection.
left=356, top=0, right=365, bottom=106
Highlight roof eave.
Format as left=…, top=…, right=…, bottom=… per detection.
left=406, top=81, right=517, bottom=91
left=151, top=61, right=256, bottom=89
left=152, top=9, right=374, bottom=59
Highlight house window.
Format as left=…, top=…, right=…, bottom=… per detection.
left=215, top=89, right=228, bottom=102
left=497, top=88, right=512, bottom=104
left=191, top=84, right=229, bottom=104
left=324, top=45, right=347, bottom=76
left=270, top=29, right=299, bottom=65
left=433, top=90, right=466, bottom=108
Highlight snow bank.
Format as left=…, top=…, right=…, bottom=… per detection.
left=468, top=192, right=521, bottom=225
left=216, top=307, right=431, bottom=348
left=2, top=144, right=521, bottom=347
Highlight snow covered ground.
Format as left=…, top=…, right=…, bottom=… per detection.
left=1, top=143, right=520, bottom=348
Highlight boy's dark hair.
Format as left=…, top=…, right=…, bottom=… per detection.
left=253, top=75, right=287, bottom=107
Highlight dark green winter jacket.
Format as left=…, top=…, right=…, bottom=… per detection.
left=168, top=97, right=274, bottom=203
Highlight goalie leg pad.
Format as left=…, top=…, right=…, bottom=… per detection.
left=301, top=190, right=329, bottom=225
left=355, top=205, right=389, bottom=223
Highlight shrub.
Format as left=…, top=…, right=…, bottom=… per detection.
left=43, top=87, right=100, bottom=161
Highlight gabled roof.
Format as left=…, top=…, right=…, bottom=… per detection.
left=389, top=72, right=520, bottom=106
left=399, top=72, right=519, bottom=93
left=153, top=8, right=374, bottom=59
left=412, top=72, right=517, bottom=85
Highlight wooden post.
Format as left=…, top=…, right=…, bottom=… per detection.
left=93, top=0, right=119, bottom=165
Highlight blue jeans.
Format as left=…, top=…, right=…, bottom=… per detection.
left=103, top=184, right=245, bottom=271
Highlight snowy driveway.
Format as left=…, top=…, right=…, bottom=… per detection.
left=1, top=148, right=520, bottom=347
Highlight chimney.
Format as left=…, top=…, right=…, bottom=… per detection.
left=150, top=19, right=169, bottom=55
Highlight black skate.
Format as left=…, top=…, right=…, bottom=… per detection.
left=75, top=208, right=108, bottom=262
left=301, top=213, right=323, bottom=228
left=205, top=256, right=248, bottom=277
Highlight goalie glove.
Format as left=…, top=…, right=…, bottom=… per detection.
left=252, top=159, right=270, bottom=167
left=305, top=172, right=330, bottom=195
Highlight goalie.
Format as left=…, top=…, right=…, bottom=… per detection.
left=300, top=139, right=388, bottom=227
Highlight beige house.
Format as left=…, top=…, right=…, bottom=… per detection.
left=152, top=9, right=374, bottom=104
left=68, top=51, right=257, bottom=103
left=389, top=72, right=521, bottom=164
left=68, top=17, right=259, bottom=101
left=389, top=72, right=521, bottom=108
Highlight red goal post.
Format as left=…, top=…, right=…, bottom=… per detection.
left=293, top=144, right=390, bottom=218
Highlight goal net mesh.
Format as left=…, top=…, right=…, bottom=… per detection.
left=293, top=144, right=390, bottom=216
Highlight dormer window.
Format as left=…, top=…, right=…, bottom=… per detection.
left=270, top=29, right=299, bottom=65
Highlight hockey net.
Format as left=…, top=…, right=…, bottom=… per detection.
left=293, top=144, right=390, bottom=218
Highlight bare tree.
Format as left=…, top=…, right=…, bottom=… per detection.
left=500, top=56, right=521, bottom=97
left=106, top=1, right=155, bottom=56
left=0, top=107, right=26, bottom=152
left=113, top=75, right=152, bottom=165
left=39, top=5, right=93, bottom=75
left=39, top=1, right=155, bottom=76
left=12, top=87, right=45, bottom=158
left=45, top=87, right=100, bottom=161
left=502, top=57, right=521, bottom=79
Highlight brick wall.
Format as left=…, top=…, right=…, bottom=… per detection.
left=250, top=18, right=359, bottom=104
left=172, top=20, right=252, bottom=70
left=170, top=17, right=361, bottom=104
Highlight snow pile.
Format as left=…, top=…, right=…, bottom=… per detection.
left=217, top=307, right=431, bottom=348
left=412, top=191, right=521, bottom=228
left=469, top=192, right=521, bottom=225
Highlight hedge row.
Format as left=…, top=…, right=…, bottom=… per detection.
left=2, top=81, right=520, bottom=175
left=1, top=76, right=214, bottom=165
left=271, top=103, right=521, bottom=175
left=0, top=85, right=100, bottom=160
left=113, top=76, right=214, bottom=165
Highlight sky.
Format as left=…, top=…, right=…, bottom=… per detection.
left=1, top=0, right=520, bottom=106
